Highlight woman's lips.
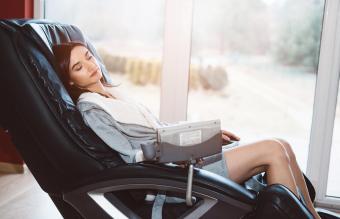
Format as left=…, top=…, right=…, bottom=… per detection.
left=90, top=68, right=99, bottom=77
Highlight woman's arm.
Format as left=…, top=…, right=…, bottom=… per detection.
left=78, top=102, right=141, bottom=163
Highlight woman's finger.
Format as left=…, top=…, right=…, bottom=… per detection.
left=222, top=133, right=230, bottom=141
left=222, top=134, right=231, bottom=145
left=222, top=130, right=240, bottom=140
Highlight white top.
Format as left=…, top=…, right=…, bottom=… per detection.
left=77, top=87, right=161, bottom=131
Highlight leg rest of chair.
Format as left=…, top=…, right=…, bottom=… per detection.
left=253, top=184, right=314, bottom=219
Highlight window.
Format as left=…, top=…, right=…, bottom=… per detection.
left=187, top=0, right=325, bottom=171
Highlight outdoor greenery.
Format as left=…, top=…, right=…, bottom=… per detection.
left=271, top=0, right=324, bottom=71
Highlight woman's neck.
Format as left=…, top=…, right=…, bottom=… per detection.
left=87, top=81, right=115, bottom=99
left=87, top=81, right=105, bottom=93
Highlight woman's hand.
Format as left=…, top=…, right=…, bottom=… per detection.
left=174, top=158, right=204, bottom=168
left=221, top=129, right=240, bottom=145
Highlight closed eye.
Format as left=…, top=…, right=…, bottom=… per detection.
left=85, top=50, right=93, bottom=60
left=75, top=65, right=82, bottom=71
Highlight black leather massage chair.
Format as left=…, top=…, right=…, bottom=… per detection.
left=0, top=19, right=336, bottom=219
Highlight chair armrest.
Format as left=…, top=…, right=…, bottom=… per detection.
left=141, top=133, right=222, bottom=163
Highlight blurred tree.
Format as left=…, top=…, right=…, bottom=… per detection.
left=271, top=0, right=324, bottom=71
left=192, top=0, right=271, bottom=56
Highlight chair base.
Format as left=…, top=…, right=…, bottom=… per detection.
left=49, top=194, right=83, bottom=219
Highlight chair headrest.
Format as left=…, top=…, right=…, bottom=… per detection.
left=23, top=21, right=114, bottom=86
left=3, top=19, right=114, bottom=107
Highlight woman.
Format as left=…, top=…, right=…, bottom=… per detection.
left=52, top=41, right=321, bottom=219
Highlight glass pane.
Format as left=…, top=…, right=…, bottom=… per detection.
left=45, top=0, right=165, bottom=116
left=188, top=0, right=325, bottom=171
left=327, top=81, right=340, bottom=197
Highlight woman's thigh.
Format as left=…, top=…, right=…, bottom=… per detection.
left=223, top=139, right=284, bottom=183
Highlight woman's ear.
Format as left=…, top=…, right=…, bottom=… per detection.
left=69, top=81, right=74, bottom=86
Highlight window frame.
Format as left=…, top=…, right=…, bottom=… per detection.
left=159, top=0, right=193, bottom=123
left=306, top=0, right=340, bottom=210
left=33, top=0, right=45, bottom=19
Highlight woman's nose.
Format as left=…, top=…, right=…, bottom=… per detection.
left=85, top=60, right=97, bottom=71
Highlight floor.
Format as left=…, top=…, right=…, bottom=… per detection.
left=0, top=165, right=62, bottom=219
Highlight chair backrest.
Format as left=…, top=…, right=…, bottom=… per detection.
left=0, top=19, right=124, bottom=194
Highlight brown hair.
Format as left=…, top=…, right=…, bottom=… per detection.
left=52, top=41, right=117, bottom=103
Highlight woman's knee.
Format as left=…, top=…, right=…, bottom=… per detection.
left=263, top=139, right=291, bottom=165
left=272, top=138, right=296, bottom=161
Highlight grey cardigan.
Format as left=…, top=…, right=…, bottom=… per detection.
left=77, top=100, right=169, bottom=163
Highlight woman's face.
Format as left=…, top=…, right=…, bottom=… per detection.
left=68, top=45, right=102, bottom=88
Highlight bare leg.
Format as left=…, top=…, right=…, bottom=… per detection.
left=223, top=139, right=321, bottom=218
left=223, top=139, right=299, bottom=196
left=272, top=138, right=321, bottom=219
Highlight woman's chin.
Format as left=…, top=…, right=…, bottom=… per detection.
left=93, top=72, right=102, bottom=81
